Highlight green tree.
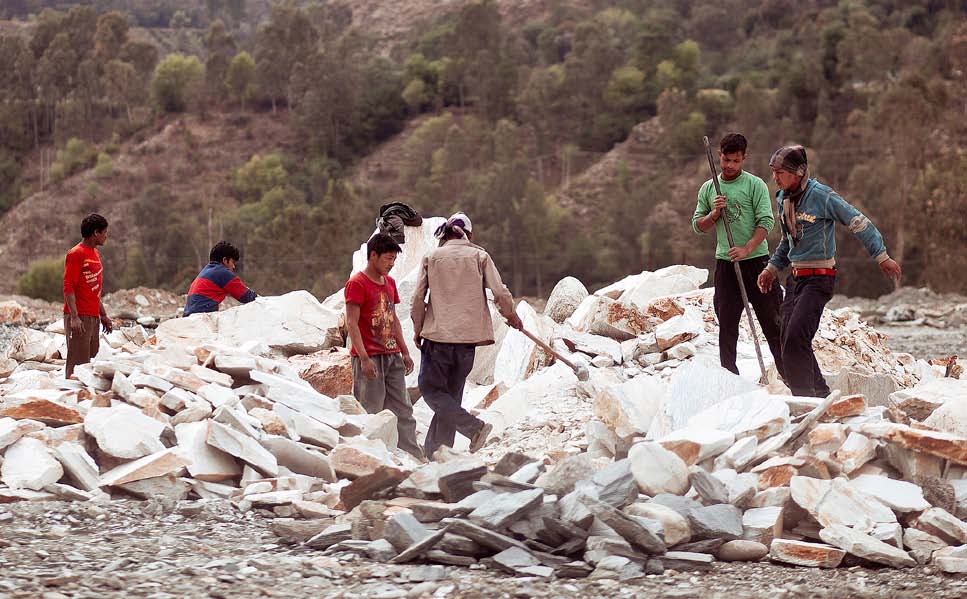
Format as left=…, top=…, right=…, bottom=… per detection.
left=151, top=53, right=204, bottom=113
left=234, top=153, right=288, bottom=203
left=16, top=256, right=65, bottom=302
left=93, top=11, right=128, bottom=62
left=103, top=59, right=141, bottom=123
left=254, top=4, right=319, bottom=113
left=204, top=20, right=236, bottom=103
left=225, top=51, right=255, bottom=110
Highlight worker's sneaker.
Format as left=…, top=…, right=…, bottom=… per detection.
left=469, top=422, right=493, bottom=453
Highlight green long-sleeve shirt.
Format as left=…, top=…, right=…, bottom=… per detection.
left=691, top=170, right=774, bottom=261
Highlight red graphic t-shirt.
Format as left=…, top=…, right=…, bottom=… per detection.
left=63, top=243, right=103, bottom=317
left=344, top=271, right=401, bottom=357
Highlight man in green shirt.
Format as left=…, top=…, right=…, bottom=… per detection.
left=692, top=133, right=784, bottom=379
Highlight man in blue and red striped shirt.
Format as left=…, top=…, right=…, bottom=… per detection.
left=183, top=241, right=257, bottom=316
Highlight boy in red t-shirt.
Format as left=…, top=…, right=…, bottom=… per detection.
left=63, top=213, right=114, bottom=377
left=345, top=233, right=423, bottom=460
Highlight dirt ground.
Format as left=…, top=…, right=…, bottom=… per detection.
left=1, top=500, right=966, bottom=599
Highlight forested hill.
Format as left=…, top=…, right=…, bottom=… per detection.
left=1, top=0, right=965, bottom=303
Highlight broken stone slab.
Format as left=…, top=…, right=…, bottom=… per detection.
left=260, top=436, right=335, bottom=481
left=170, top=401, right=213, bottom=426
left=206, top=420, right=278, bottom=477
left=398, top=456, right=487, bottom=496
left=249, top=370, right=342, bottom=422
left=272, top=402, right=339, bottom=449
left=294, top=347, right=353, bottom=398
left=688, top=390, right=790, bottom=441
left=99, top=448, right=191, bottom=487
left=468, top=488, right=544, bottom=530
left=581, top=495, right=666, bottom=554
left=441, top=518, right=533, bottom=554
left=833, top=432, right=878, bottom=475
left=249, top=407, right=292, bottom=437
left=361, top=410, right=399, bottom=448
left=111, top=371, right=137, bottom=402
left=43, top=481, right=96, bottom=502
left=566, top=294, right=650, bottom=341
left=902, top=528, right=948, bottom=564
left=0, top=487, right=59, bottom=502
left=824, top=393, right=868, bottom=420
left=871, top=522, right=903, bottom=549
left=593, top=376, right=664, bottom=440
left=827, top=368, right=897, bottom=407
left=0, top=417, right=45, bottom=451
left=1, top=437, right=64, bottom=491
left=51, top=442, right=101, bottom=492
left=493, top=301, right=555, bottom=386
left=848, top=474, right=930, bottom=513
left=624, top=502, right=691, bottom=547
left=688, top=466, right=729, bottom=504
left=84, top=404, right=165, bottom=460
left=174, top=421, right=241, bottom=482
left=791, top=476, right=896, bottom=529
left=660, top=428, right=734, bottom=465
left=535, top=453, right=595, bottom=497
left=509, top=461, right=543, bottom=485
left=488, top=545, right=544, bottom=576
left=0, top=391, right=84, bottom=426
left=860, top=422, right=967, bottom=466
left=391, top=525, right=449, bottom=564
left=655, top=314, right=702, bottom=351
left=439, top=464, right=488, bottom=503
left=340, top=466, right=408, bottom=511
left=807, top=423, right=847, bottom=453
left=687, top=504, right=743, bottom=542
left=329, top=438, right=397, bottom=480
left=655, top=551, right=715, bottom=571
left=713, top=436, right=758, bottom=471
left=742, top=506, right=783, bottom=546
left=911, top=508, right=967, bottom=545
left=118, top=474, right=191, bottom=500
left=591, top=459, right=637, bottom=509
left=819, top=524, right=916, bottom=568
left=712, top=470, right=759, bottom=507
left=628, top=441, right=689, bottom=496
left=935, top=555, right=967, bottom=574
left=589, top=555, right=646, bottom=580
left=718, top=540, right=768, bottom=562
left=383, top=511, right=433, bottom=552
left=305, top=523, right=354, bottom=549
left=769, top=539, right=845, bottom=568
left=649, top=360, right=761, bottom=440
left=560, top=329, right=623, bottom=364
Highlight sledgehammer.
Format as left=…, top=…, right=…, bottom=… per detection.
left=516, top=325, right=591, bottom=381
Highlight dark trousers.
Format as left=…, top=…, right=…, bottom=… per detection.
left=418, top=340, right=484, bottom=458
left=352, top=353, right=424, bottom=460
left=780, top=274, right=835, bottom=397
left=713, top=256, right=784, bottom=378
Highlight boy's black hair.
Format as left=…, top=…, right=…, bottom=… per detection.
left=80, top=213, right=109, bottom=238
left=720, top=133, right=748, bottom=155
left=210, top=240, right=241, bottom=263
left=367, top=233, right=402, bottom=258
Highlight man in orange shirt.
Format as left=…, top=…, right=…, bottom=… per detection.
left=63, top=213, right=113, bottom=377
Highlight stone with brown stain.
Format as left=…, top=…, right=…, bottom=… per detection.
left=769, top=539, right=844, bottom=568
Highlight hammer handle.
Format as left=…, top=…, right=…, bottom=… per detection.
left=517, top=326, right=579, bottom=371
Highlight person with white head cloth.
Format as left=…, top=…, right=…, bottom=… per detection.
left=411, top=212, right=523, bottom=458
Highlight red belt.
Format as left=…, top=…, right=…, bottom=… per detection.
left=792, top=267, right=836, bottom=277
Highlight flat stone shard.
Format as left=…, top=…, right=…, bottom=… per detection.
left=1, top=437, right=64, bottom=490
left=84, top=405, right=165, bottom=459
left=384, top=511, right=432, bottom=552
left=51, top=442, right=101, bottom=491
left=860, top=422, right=967, bottom=465
left=655, top=314, right=702, bottom=351
left=581, top=495, right=666, bottom=554
left=206, top=420, right=279, bottom=477
left=174, top=421, right=241, bottom=482
left=624, top=503, right=691, bottom=546
left=629, top=442, right=689, bottom=496
left=742, top=506, right=783, bottom=545
left=833, top=432, right=878, bottom=474
left=911, top=508, right=967, bottom=545
left=536, top=453, right=595, bottom=496
left=0, top=393, right=84, bottom=426
left=688, top=504, right=743, bottom=542
left=688, top=466, right=729, bottom=504
left=688, top=390, right=790, bottom=441
left=260, top=436, right=335, bottom=481
left=848, top=474, right=930, bottom=513
left=99, top=448, right=190, bottom=487
left=593, top=377, right=664, bottom=439
left=818, top=524, right=916, bottom=568
left=790, top=476, right=896, bottom=528
left=769, top=539, right=845, bottom=568
left=660, top=428, right=734, bottom=465
left=469, top=488, right=544, bottom=529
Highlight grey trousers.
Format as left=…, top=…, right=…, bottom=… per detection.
left=418, top=340, right=483, bottom=458
left=352, top=353, right=424, bottom=460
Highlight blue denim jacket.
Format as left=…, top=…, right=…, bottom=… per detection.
left=768, top=179, right=888, bottom=272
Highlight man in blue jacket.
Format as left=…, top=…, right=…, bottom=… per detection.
left=757, top=145, right=901, bottom=397
left=183, top=241, right=257, bottom=316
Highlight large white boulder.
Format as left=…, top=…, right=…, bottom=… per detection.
left=494, top=301, right=554, bottom=387
left=156, top=291, right=342, bottom=357
left=1, top=437, right=64, bottom=490
left=544, top=277, right=589, bottom=323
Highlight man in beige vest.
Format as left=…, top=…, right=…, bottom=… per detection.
left=411, top=213, right=522, bottom=458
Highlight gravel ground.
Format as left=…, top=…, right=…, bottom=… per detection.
left=2, top=500, right=966, bottom=599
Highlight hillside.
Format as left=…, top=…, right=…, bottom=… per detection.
left=0, top=112, right=297, bottom=293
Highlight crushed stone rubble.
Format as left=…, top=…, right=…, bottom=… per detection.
left=2, top=218, right=967, bottom=586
